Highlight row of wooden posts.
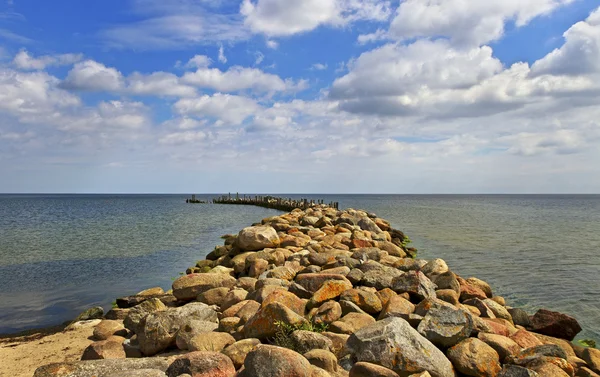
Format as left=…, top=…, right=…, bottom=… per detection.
left=206, top=193, right=339, bottom=211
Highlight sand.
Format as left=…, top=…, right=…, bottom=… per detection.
left=0, top=321, right=98, bottom=377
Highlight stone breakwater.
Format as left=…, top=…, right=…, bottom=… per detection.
left=34, top=206, right=600, bottom=377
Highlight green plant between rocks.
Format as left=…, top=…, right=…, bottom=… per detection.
left=577, top=338, right=597, bottom=348
left=271, top=321, right=329, bottom=351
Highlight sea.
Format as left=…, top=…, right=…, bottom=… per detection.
left=0, top=194, right=598, bottom=341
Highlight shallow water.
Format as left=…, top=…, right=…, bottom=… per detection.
left=0, top=194, right=598, bottom=341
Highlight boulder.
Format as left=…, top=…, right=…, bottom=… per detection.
left=34, top=358, right=173, bottom=377
left=508, top=308, right=531, bottom=328
left=188, top=331, right=236, bottom=352
left=312, top=301, right=342, bottom=325
left=303, top=349, right=337, bottom=373
left=262, top=290, right=306, bottom=316
left=104, top=370, right=167, bottom=377
left=93, top=320, right=127, bottom=340
left=447, top=338, right=502, bottom=377
left=339, top=289, right=382, bottom=314
left=346, top=317, right=454, bottom=377
left=173, top=274, right=237, bottom=301
left=238, top=226, right=280, bottom=251
left=466, top=277, right=493, bottom=298
left=378, top=295, right=415, bottom=320
left=221, top=289, right=249, bottom=312
left=73, top=306, right=104, bottom=322
left=582, top=348, right=600, bottom=374
left=392, top=271, right=437, bottom=300
left=510, top=329, right=544, bottom=349
left=529, top=309, right=582, bottom=341
left=295, top=274, right=352, bottom=294
left=498, top=365, right=539, bottom=376
left=478, top=333, right=522, bottom=361
left=197, top=287, right=231, bottom=306
left=124, top=298, right=167, bottom=333
left=417, top=305, right=473, bottom=347
left=222, top=338, right=262, bottom=369
left=291, top=330, right=334, bottom=354
left=81, top=336, right=126, bottom=360
left=349, top=362, right=400, bottom=377
left=243, top=302, right=308, bottom=339
left=421, top=259, right=449, bottom=277
left=329, top=313, right=376, bottom=335
left=137, top=287, right=165, bottom=296
left=165, top=351, right=235, bottom=377
left=432, top=272, right=460, bottom=294
left=309, top=279, right=354, bottom=308
left=137, top=303, right=218, bottom=356
left=244, top=345, right=313, bottom=377
left=175, top=319, right=219, bottom=350
left=483, top=299, right=513, bottom=323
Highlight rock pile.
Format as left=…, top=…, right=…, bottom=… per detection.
left=35, top=206, right=597, bottom=377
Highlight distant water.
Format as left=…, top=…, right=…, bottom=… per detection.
left=0, top=194, right=599, bottom=341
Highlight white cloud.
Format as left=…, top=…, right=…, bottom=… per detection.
left=174, top=93, right=260, bottom=125
left=13, top=50, right=83, bottom=70
left=531, top=7, right=600, bottom=76
left=218, top=44, right=227, bottom=63
left=241, top=0, right=392, bottom=37
left=162, top=117, right=207, bottom=130
left=182, top=66, right=306, bottom=93
left=127, top=72, right=197, bottom=97
left=62, top=60, right=124, bottom=92
left=266, top=40, right=278, bottom=49
left=389, top=0, right=575, bottom=46
left=62, top=60, right=196, bottom=97
left=330, top=40, right=503, bottom=101
left=357, top=28, right=387, bottom=45
left=311, top=63, right=328, bottom=71
left=159, top=130, right=207, bottom=145
left=254, top=51, right=264, bottom=65
left=184, top=55, right=212, bottom=69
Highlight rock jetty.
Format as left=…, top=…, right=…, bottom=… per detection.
left=34, top=206, right=597, bottom=377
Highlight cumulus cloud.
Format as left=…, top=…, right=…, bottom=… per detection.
left=184, top=55, right=212, bottom=69
left=389, top=0, right=574, bottom=46
left=241, top=0, right=392, bottom=36
left=531, top=7, right=600, bottom=76
left=13, top=50, right=83, bottom=70
left=311, top=63, right=328, bottom=71
left=182, top=66, right=306, bottom=93
left=62, top=60, right=124, bottom=92
left=174, top=93, right=260, bottom=125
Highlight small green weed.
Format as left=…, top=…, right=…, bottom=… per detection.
left=271, top=321, right=329, bottom=351
left=577, top=339, right=597, bottom=348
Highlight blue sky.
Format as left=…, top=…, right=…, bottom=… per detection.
left=1, top=0, right=600, bottom=193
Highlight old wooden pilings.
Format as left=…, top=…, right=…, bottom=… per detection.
left=211, top=195, right=339, bottom=211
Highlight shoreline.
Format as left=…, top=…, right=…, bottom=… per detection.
left=4, top=205, right=598, bottom=377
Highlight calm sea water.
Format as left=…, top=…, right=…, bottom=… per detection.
left=0, top=194, right=598, bottom=341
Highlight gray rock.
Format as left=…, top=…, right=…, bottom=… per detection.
left=357, top=217, right=383, bottom=233
left=165, top=351, right=235, bottom=377
left=34, top=358, right=173, bottom=377
left=346, top=317, right=454, bottom=377
left=483, top=299, right=513, bottom=322
left=290, top=330, right=334, bottom=354
left=137, top=303, right=218, bottom=356
left=431, top=272, right=460, bottom=294
left=124, top=298, right=167, bottom=333
left=421, top=259, right=449, bottom=277
left=392, top=271, right=437, bottom=300
left=498, top=365, right=540, bottom=377
left=508, top=308, right=531, bottom=328
left=175, top=319, right=219, bottom=350
left=104, top=370, right=167, bottom=377
left=417, top=305, right=473, bottom=347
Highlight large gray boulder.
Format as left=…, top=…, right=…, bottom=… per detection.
left=417, top=305, right=473, bottom=347
left=34, top=358, right=173, bottom=377
left=238, top=225, right=280, bottom=251
left=137, top=303, right=218, bottom=356
left=346, top=317, right=455, bottom=377
left=392, top=270, right=437, bottom=300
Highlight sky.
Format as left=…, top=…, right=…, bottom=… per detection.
left=1, top=0, right=600, bottom=194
